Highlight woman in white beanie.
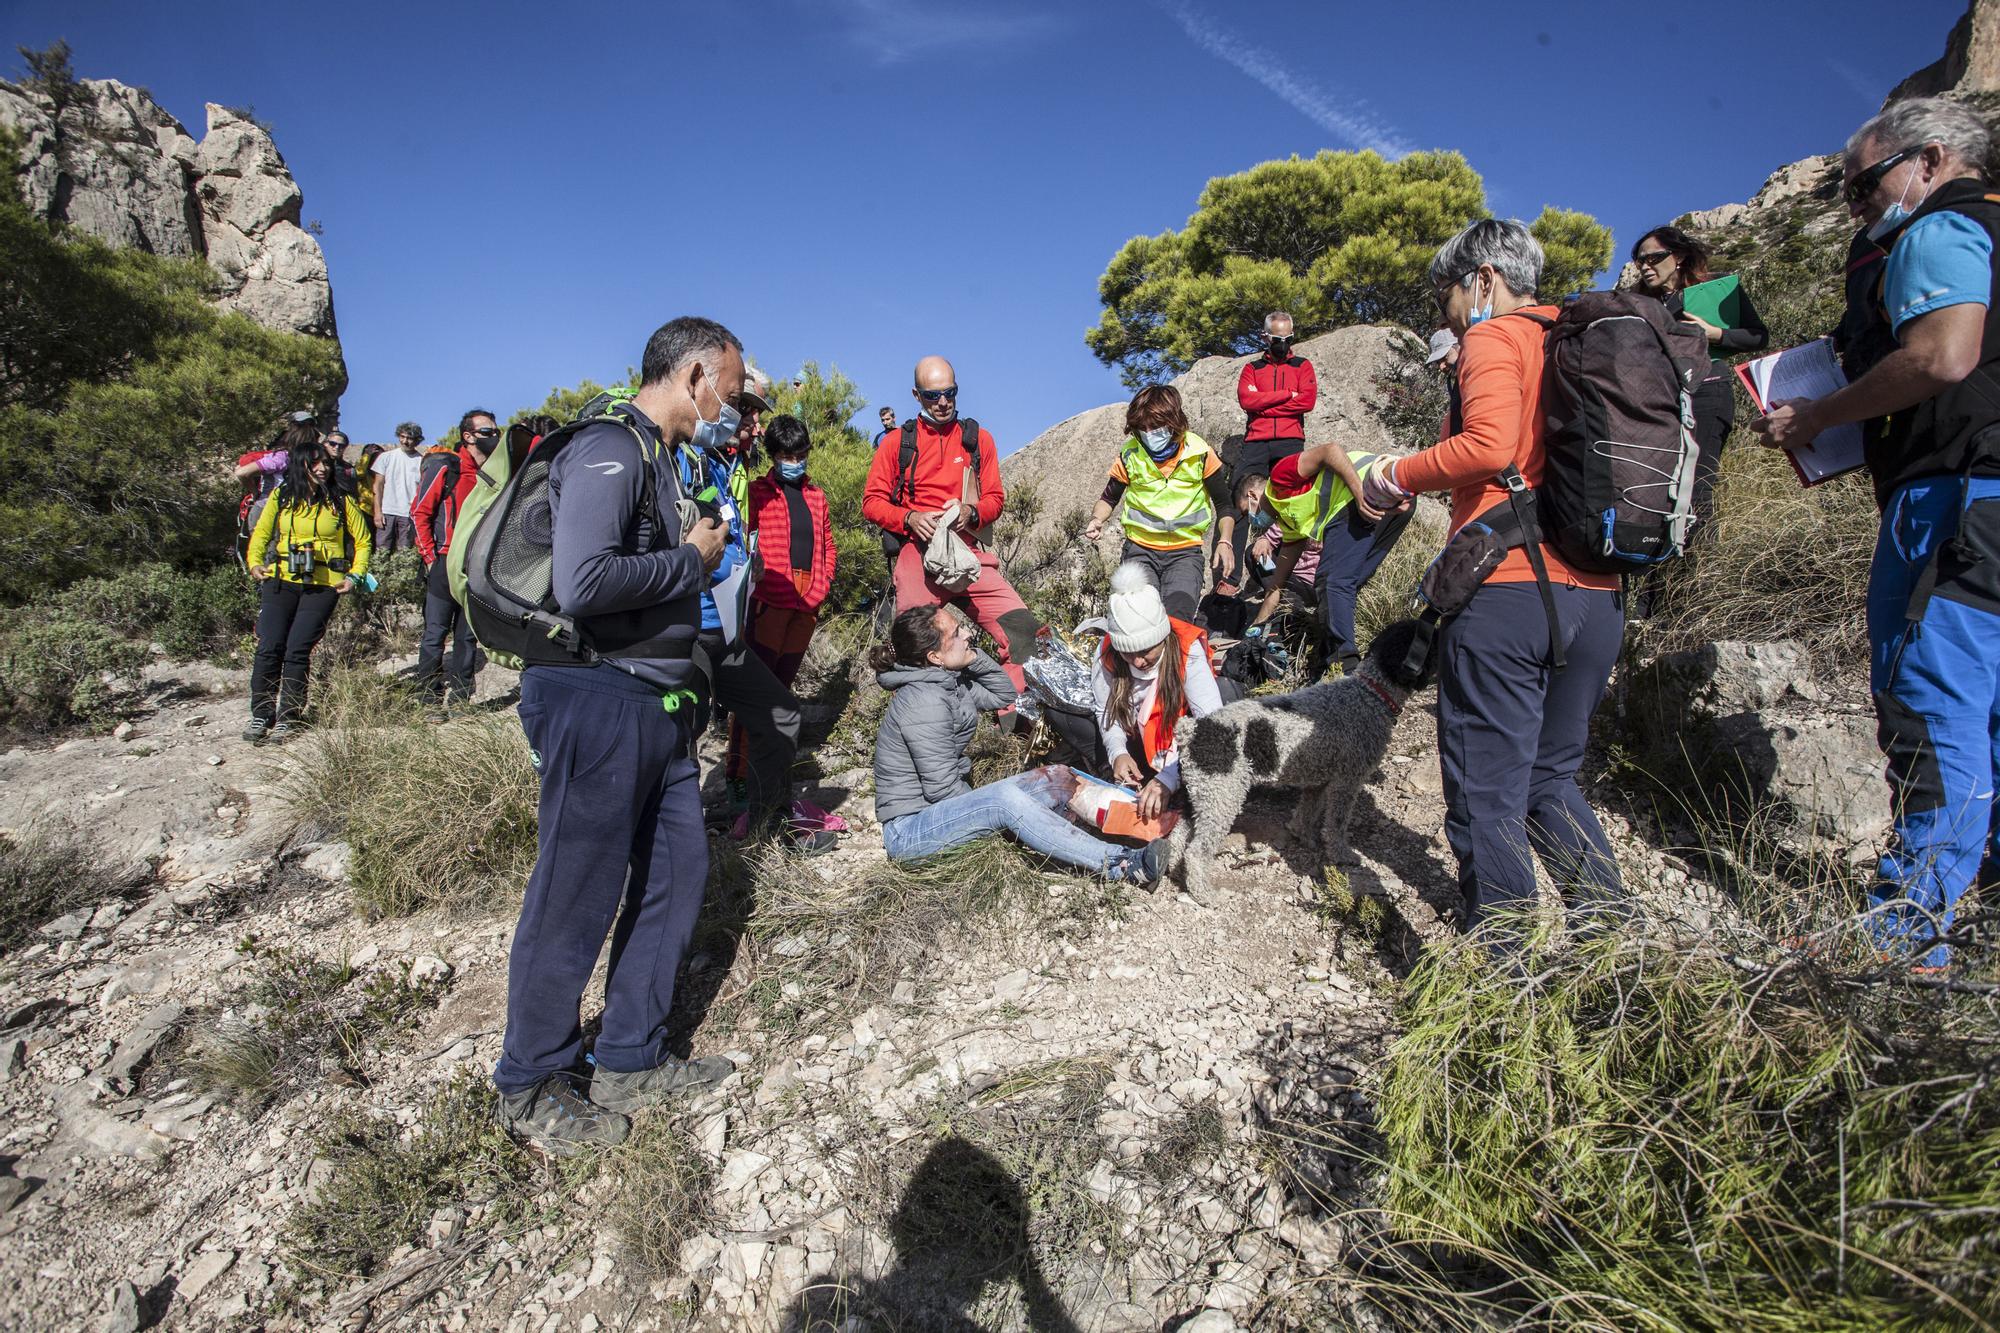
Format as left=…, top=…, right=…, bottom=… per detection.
left=1093, top=563, right=1235, bottom=820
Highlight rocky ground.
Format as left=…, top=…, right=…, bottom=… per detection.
left=0, top=645, right=1733, bottom=1333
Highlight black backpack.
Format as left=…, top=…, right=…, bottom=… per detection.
left=879, top=416, right=982, bottom=554
left=417, top=449, right=463, bottom=550
left=456, top=396, right=667, bottom=669
left=1516, top=293, right=1708, bottom=574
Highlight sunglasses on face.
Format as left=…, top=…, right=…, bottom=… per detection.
left=918, top=386, right=959, bottom=403
left=470, top=427, right=500, bottom=439
left=1433, top=273, right=1469, bottom=311
left=1634, top=250, right=1673, bottom=268
left=1845, top=146, right=1916, bottom=205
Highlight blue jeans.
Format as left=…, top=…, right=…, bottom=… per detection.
left=882, top=768, right=1148, bottom=880
left=1865, top=475, right=2000, bottom=967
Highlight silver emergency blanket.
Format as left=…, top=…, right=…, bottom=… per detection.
left=1019, top=625, right=1101, bottom=720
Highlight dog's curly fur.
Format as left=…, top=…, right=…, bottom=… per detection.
left=1167, top=618, right=1439, bottom=898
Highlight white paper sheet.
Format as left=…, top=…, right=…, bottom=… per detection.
left=1735, top=339, right=1866, bottom=486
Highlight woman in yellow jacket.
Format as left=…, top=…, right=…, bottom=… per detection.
left=244, top=434, right=373, bottom=742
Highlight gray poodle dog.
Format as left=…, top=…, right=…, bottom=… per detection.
left=1167, top=618, right=1438, bottom=899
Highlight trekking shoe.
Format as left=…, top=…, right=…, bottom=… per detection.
left=590, top=1054, right=736, bottom=1112
left=498, top=1075, right=631, bottom=1156
left=1122, top=839, right=1167, bottom=890
left=782, top=822, right=839, bottom=856
left=791, top=798, right=850, bottom=834
left=268, top=720, right=302, bottom=744
left=241, top=717, right=271, bottom=744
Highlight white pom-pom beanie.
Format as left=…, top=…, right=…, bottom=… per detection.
left=1106, top=562, right=1172, bottom=653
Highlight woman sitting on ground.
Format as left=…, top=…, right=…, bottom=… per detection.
left=873, top=604, right=1164, bottom=885
left=1081, top=384, right=1232, bottom=621
left=1094, top=564, right=1237, bottom=820
left=244, top=428, right=373, bottom=744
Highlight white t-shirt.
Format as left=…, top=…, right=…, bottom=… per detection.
left=371, top=448, right=425, bottom=518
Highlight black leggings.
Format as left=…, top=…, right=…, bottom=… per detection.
left=1689, top=376, right=1736, bottom=538
left=252, top=580, right=339, bottom=723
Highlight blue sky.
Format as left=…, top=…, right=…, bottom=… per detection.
left=5, top=0, right=1962, bottom=453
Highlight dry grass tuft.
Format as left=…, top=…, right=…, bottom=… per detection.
left=606, top=1113, right=716, bottom=1277
left=0, top=820, right=123, bottom=954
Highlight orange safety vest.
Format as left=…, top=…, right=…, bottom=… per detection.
left=1102, top=617, right=1211, bottom=766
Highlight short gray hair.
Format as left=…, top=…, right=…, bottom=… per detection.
left=1263, top=310, right=1294, bottom=332
left=1847, top=96, right=1992, bottom=176
left=640, top=316, right=743, bottom=387
left=1429, top=219, right=1545, bottom=298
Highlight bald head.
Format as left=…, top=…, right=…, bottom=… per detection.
left=912, top=355, right=960, bottom=426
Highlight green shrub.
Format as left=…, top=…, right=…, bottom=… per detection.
left=285, top=680, right=540, bottom=917
left=283, top=1070, right=588, bottom=1285
left=1370, top=917, right=2000, bottom=1330
left=186, top=939, right=449, bottom=1107
left=0, top=821, right=118, bottom=953
left=0, top=617, right=150, bottom=727
left=0, top=154, right=345, bottom=602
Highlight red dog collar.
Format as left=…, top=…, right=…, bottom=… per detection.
left=1362, top=675, right=1401, bottom=715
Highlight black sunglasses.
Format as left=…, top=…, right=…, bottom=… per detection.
left=470, top=426, right=501, bottom=439
left=1634, top=250, right=1673, bottom=268
left=917, top=386, right=959, bottom=402
left=1845, top=146, right=1916, bottom=205
left=1432, top=272, right=1470, bottom=311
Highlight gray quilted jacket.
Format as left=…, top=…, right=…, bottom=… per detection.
left=872, top=652, right=1018, bottom=823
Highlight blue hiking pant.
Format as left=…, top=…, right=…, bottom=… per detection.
left=1865, top=476, right=2000, bottom=968
left=881, top=767, right=1149, bottom=881
left=495, top=665, right=710, bottom=1095
left=1437, top=581, right=1627, bottom=936
left=1316, top=502, right=1414, bottom=674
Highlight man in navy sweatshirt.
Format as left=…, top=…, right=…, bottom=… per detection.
left=493, top=316, right=737, bottom=1156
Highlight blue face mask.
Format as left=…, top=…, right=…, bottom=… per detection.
left=1139, top=427, right=1176, bottom=459
left=1867, top=171, right=1931, bottom=241
left=777, top=459, right=808, bottom=483
left=690, top=374, right=741, bottom=455
left=1464, top=275, right=1494, bottom=327
left=1248, top=509, right=1275, bottom=532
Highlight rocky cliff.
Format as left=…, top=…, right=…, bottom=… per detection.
left=0, top=79, right=340, bottom=345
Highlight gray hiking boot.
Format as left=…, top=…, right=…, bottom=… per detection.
left=591, top=1054, right=736, bottom=1112
left=498, top=1075, right=630, bottom=1156
left=269, top=719, right=303, bottom=743
left=1119, top=839, right=1167, bottom=890
left=241, top=717, right=271, bottom=744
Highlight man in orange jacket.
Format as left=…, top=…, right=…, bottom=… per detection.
left=861, top=355, right=1043, bottom=693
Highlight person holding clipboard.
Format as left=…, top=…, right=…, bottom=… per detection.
left=1753, top=98, right=2000, bottom=972
left=1631, top=226, right=1769, bottom=534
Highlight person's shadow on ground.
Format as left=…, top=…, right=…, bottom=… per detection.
left=782, top=1136, right=1081, bottom=1332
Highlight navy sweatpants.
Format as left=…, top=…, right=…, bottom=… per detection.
left=1437, top=580, right=1626, bottom=935
left=1315, top=502, right=1414, bottom=674
left=495, top=664, right=710, bottom=1095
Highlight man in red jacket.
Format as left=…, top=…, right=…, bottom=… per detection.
left=410, top=410, right=497, bottom=710
left=1235, top=310, right=1318, bottom=480
left=862, top=355, right=1043, bottom=693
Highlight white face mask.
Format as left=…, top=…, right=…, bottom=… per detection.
left=1139, top=427, right=1175, bottom=458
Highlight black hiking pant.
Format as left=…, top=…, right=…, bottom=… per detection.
left=252, top=580, right=339, bottom=724
left=415, top=559, right=483, bottom=703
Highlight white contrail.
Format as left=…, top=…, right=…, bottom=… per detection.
left=1160, top=0, right=1412, bottom=158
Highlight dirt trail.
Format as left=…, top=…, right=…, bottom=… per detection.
left=0, top=658, right=1672, bottom=1331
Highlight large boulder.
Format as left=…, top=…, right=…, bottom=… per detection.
left=1887, top=0, right=2000, bottom=103
left=1618, top=640, right=1885, bottom=853
left=1001, top=324, right=1413, bottom=552
left=0, top=81, right=339, bottom=344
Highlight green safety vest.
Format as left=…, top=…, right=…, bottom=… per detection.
left=1119, top=432, right=1214, bottom=547
left=1269, top=451, right=1377, bottom=544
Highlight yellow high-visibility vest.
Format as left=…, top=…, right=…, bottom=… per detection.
left=1119, top=432, right=1214, bottom=550
left=1269, top=451, right=1377, bottom=544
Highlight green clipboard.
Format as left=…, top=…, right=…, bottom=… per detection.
left=1679, top=274, right=1743, bottom=331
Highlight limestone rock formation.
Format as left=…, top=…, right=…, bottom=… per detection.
left=1616, top=640, right=1885, bottom=853
left=0, top=80, right=338, bottom=342
left=1887, top=0, right=2000, bottom=103
left=1001, top=325, right=1412, bottom=550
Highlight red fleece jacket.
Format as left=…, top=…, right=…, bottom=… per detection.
left=861, top=417, right=1005, bottom=537
left=1236, top=354, right=1317, bottom=441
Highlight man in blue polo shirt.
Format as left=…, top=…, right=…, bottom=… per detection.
left=1756, top=97, right=1999, bottom=969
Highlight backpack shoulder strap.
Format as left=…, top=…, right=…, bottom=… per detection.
left=960, top=418, right=981, bottom=469
left=896, top=420, right=920, bottom=506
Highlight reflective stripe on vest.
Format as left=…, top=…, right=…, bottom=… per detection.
left=1119, top=433, right=1214, bottom=543
left=1270, top=452, right=1376, bottom=543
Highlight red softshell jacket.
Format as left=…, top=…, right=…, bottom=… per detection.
left=410, top=455, right=477, bottom=566
left=1236, top=354, right=1318, bottom=441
